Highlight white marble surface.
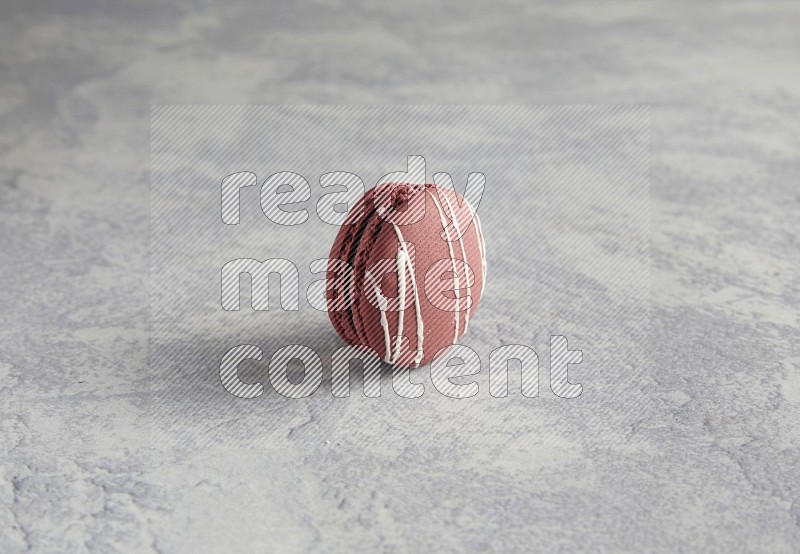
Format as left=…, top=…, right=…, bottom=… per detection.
left=1, top=1, right=799, bottom=552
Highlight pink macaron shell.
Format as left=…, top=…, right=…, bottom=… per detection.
left=328, top=183, right=485, bottom=368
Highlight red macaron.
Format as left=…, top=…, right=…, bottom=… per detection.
left=327, top=182, right=486, bottom=368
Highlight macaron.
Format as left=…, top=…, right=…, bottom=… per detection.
left=327, top=182, right=486, bottom=368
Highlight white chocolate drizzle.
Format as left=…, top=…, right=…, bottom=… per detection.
left=393, top=240, right=407, bottom=363
left=439, top=189, right=472, bottom=331
left=463, top=199, right=487, bottom=297
left=370, top=190, right=485, bottom=366
left=426, top=189, right=461, bottom=345
left=369, top=274, right=392, bottom=362
left=375, top=204, right=425, bottom=367
left=392, top=225, right=424, bottom=366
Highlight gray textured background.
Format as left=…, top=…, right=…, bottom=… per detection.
left=1, top=1, right=799, bottom=552
left=149, top=104, right=650, bottom=434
